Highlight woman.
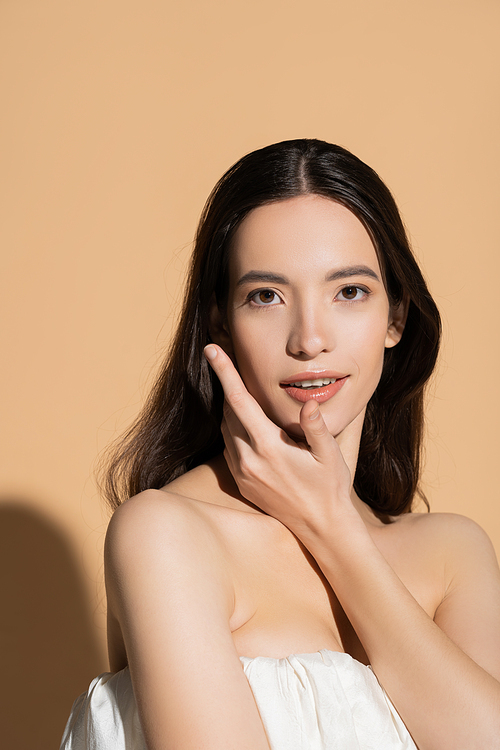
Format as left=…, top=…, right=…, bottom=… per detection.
left=61, top=139, right=500, bottom=750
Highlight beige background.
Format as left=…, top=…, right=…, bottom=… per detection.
left=1, top=1, right=499, bottom=747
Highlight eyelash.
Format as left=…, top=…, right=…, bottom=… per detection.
left=247, top=285, right=370, bottom=307
left=336, top=285, right=370, bottom=302
left=248, top=289, right=282, bottom=306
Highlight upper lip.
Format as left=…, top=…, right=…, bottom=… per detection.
left=280, top=370, right=347, bottom=385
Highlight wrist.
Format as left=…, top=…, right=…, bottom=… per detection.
left=294, top=497, right=369, bottom=553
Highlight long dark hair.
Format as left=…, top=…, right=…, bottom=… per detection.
left=101, top=139, right=441, bottom=516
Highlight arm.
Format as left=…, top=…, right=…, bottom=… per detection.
left=205, top=344, right=500, bottom=750
left=305, top=513, right=500, bottom=750
left=105, top=491, right=271, bottom=750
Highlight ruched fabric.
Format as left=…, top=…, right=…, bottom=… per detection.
left=240, top=651, right=416, bottom=749
left=60, top=650, right=416, bottom=749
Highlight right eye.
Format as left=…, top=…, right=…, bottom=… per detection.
left=249, top=289, right=282, bottom=306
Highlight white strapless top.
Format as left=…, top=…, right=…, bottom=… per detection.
left=60, top=650, right=417, bottom=749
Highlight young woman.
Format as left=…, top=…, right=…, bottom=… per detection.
left=61, top=139, right=500, bottom=750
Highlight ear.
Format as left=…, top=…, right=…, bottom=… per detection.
left=208, top=295, right=234, bottom=356
left=385, top=298, right=407, bottom=349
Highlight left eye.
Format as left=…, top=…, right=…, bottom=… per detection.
left=250, top=289, right=281, bottom=306
left=336, top=286, right=367, bottom=301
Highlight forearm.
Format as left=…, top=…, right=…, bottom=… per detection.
left=204, top=345, right=500, bottom=747
left=299, top=514, right=500, bottom=750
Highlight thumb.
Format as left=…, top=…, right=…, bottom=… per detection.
left=299, top=400, right=334, bottom=461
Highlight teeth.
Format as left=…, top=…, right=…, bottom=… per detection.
left=289, top=378, right=336, bottom=389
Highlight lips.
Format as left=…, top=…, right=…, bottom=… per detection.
left=287, top=377, right=337, bottom=389
left=280, top=371, right=348, bottom=404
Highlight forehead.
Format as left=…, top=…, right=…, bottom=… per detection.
left=230, top=195, right=381, bottom=277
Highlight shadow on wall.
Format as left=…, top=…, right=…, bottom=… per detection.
left=0, top=500, right=107, bottom=750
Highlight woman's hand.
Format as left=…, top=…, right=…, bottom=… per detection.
left=204, top=344, right=356, bottom=538
left=205, top=344, right=500, bottom=750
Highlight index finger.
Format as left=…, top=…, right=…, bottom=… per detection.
left=204, top=344, right=270, bottom=435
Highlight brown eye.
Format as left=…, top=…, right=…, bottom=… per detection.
left=342, top=286, right=358, bottom=300
left=250, top=289, right=281, bottom=306
left=259, top=291, right=275, bottom=303
left=336, top=286, right=367, bottom=302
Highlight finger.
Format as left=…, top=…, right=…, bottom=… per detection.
left=221, top=419, right=237, bottom=471
left=299, top=400, right=336, bottom=462
left=204, top=344, right=273, bottom=438
left=220, top=412, right=244, bottom=467
left=223, top=400, right=249, bottom=444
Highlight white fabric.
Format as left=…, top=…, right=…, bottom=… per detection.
left=60, top=650, right=417, bottom=749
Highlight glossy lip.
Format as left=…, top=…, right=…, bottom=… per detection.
left=280, top=370, right=346, bottom=385
left=280, top=371, right=349, bottom=404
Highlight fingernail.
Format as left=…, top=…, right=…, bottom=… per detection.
left=309, top=403, right=320, bottom=419
left=204, top=345, right=217, bottom=361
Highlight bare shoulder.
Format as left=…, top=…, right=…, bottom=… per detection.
left=104, top=488, right=270, bottom=748
left=106, top=487, right=232, bottom=568
left=107, top=487, right=213, bottom=542
left=383, top=511, right=500, bottom=608
left=398, top=510, right=498, bottom=560
left=413, top=514, right=500, bottom=679
left=105, top=488, right=235, bottom=619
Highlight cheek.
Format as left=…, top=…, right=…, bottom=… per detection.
left=230, top=325, right=273, bottom=389
left=345, top=315, right=390, bottom=382
left=228, top=323, right=285, bottom=421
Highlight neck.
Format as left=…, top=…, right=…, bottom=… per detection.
left=335, top=409, right=391, bottom=527
left=334, top=408, right=365, bottom=488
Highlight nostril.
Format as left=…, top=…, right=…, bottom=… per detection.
left=286, top=334, right=332, bottom=359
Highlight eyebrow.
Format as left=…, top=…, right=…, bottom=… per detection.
left=326, top=265, right=380, bottom=282
left=236, top=265, right=380, bottom=287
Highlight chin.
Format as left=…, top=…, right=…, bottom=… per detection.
left=272, top=413, right=339, bottom=442
left=273, top=404, right=366, bottom=443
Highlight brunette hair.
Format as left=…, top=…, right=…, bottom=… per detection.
left=101, top=139, right=441, bottom=517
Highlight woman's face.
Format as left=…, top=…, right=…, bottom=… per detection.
left=218, top=195, right=402, bottom=439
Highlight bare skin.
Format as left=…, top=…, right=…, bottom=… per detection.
left=105, top=197, right=500, bottom=750
left=108, top=457, right=452, bottom=667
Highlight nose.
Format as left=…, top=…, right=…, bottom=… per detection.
left=285, top=303, right=334, bottom=359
